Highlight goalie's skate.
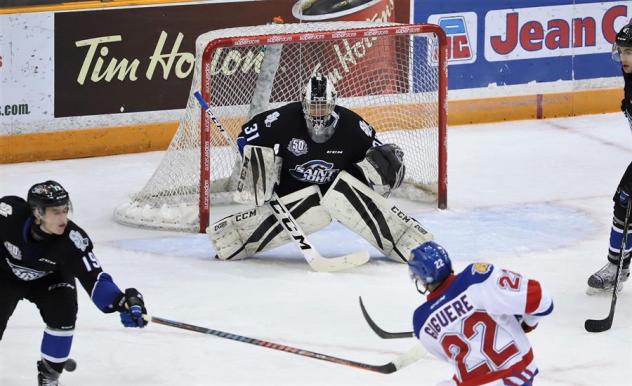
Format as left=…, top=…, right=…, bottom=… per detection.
left=586, top=262, right=630, bottom=295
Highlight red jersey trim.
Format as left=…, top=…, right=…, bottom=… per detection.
left=525, top=279, right=542, bottom=314
left=453, top=349, right=535, bottom=386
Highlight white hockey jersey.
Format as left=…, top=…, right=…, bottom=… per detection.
left=413, top=263, right=553, bottom=386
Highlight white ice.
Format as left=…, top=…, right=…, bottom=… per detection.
left=1, top=113, right=632, bottom=386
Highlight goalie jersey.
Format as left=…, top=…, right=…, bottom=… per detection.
left=236, top=102, right=381, bottom=197
left=412, top=263, right=553, bottom=386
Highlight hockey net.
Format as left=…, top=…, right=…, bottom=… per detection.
left=114, top=21, right=447, bottom=232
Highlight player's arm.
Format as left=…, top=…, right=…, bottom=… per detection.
left=65, top=235, right=147, bottom=328
left=473, top=265, right=553, bottom=332
left=236, top=110, right=278, bottom=154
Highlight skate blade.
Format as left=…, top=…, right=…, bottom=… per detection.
left=586, top=284, right=624, bottom=295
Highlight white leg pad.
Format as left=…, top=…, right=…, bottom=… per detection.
left=207, top=185, right=331, bottom=260
left=322, top=171, right=433, bottom=263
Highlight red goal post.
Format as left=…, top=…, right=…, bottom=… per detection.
left=114, top=22, right=447, bottom=233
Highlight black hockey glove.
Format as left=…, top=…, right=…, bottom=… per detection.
left=515, top=315, right=538, bottom=333
left=521, top=321, right=537, bottom=333
left=355, top=144, right=406, bottom=196
left=618, top=182, right=632, bottom=207
left=115, top=288, right=148, bottom=328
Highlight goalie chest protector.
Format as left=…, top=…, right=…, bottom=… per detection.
left=238, top=102, right=381, bottom=196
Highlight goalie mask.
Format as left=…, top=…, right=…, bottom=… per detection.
left=612, top=24, right=632, bottom=63
left=302, top=74, right=337, bottom=143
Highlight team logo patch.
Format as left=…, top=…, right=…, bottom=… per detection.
left=265, top=111, right=280, bottom=127
left=3, top=241, right=21, bottom=260
left=5, top=259, right=50, bottom=281
left=359, top=120, right=374, bottom=137
left=289, top=160, right=339, bottom=184
left=471, top=262, right=491, bottom=274
left=0, top=202, right=12, bottom=217
left=70, top=230, right=89, bottom=251
left=287, top=138, right=308, bottom=156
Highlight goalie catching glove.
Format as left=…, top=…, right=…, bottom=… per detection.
left=355, top=144, right=405, bottom=197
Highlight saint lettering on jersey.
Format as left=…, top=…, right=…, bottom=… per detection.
left=289, top=160, right=339, bottom=184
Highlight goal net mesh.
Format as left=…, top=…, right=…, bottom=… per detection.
left=114, top=21, right=445, bottom=232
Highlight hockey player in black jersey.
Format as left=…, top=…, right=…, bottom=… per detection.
left=209, top=73, right=432, bottom=263
left=587, top=24, right=632, bottom=294
left=0, top=181, right=148, bottom=385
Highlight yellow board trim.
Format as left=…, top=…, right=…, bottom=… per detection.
left=0, top=122, right=177, bottom=163
left=0, top=87, right=624, bottom=164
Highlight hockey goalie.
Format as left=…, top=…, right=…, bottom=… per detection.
left=209, top=73, right=433, bottom=263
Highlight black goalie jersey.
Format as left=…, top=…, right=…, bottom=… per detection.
left=236, top=102, right=381, bottom=197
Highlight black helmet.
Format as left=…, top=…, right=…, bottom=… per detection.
left=27, top=180, right=70, bottom=213
left=616, top=24, right=632, bottom=48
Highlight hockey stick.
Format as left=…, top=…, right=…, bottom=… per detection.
left=359, top=297, right=414, bottom=339
left=150, top=315, right=423, bottom=374
left=585, top=200, right=632, bottom=332
left=193, top=91, right=369, bottom=272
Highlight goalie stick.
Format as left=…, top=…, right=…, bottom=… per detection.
left=585, top=200, right=632, bottom=332
left=359, top=297, right=414, bottom=339
left=194, top=91, right=369, bottom=272
left=151, top=315, right=423, bottom=374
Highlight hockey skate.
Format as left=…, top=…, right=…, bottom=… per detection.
left=587, top=262, right=630, bottom=295
left=37, top=360, right=60, bottom=386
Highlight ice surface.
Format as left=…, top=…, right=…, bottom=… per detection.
left=1, top=113, right=632, bottom=385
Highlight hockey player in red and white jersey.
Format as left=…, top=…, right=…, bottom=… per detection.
left=408, top=241, right=553, bottom=386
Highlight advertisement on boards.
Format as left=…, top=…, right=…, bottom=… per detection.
left=54, top=0, right=407, bottom=118
left=415, top=0, right=632, bottom=90
left=0, top=13, right=54, bottom=128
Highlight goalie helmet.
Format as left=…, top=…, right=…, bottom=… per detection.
left=612, top=24, right=632, bottom=62
left=27, top=180, right=71, bottom=215
left=302, top=73, right=337, bottom=142
left=408, top=241, right=452, bottom=294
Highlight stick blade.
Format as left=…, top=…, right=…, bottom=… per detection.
left=359, top=296, right=415, bottom=339
left=307, top=251, right=370, bottom=272
left=584, top=317, right=613, bottom=333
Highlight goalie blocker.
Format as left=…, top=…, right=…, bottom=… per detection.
left=235, top=145, right=282, bottom=206
left=210, top=172, right=432, bottom=263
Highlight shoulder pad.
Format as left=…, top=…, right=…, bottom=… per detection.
left=470, top=262, right=494, bottom=275
left=462, top=263, right=495, bottom=283
left=66, top=222, right=93, bottom=252
left=0, top=196, right=28, bottom=218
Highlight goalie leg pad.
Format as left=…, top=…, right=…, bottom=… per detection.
left=208, top=185, right=331, bottom=260
left=322, top=171, right=433, bottom=263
